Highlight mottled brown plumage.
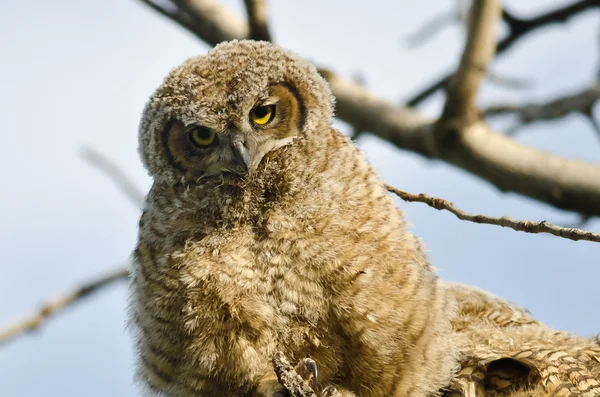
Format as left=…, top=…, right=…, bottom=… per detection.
left=129, top=40, right=458, bottom=396
left=445, top=283, right=600, bottom=397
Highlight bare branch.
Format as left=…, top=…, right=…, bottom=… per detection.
left=139, top=0, right=197, bottom=34
left=272, top=351, right=317, bottom=397
left=405, top=0, right=470, bottom=48
left=484, top=83, right=600, bottom=132
left=386, top=185, right=600, bottom=243
left=404, top=11, right=458, bottom=48
left=138, top=1, right=600, bottom=215
left=242, top=0, right=272, bottom=41
left=499, top=0, right=600, bottom=53
left=138, top=0, right=247, bottom=44
left=406, top=3, right=532, bottom=91
left=0, top=267, right=129, bottom=348
left=407, top=0, right=600, bottom=107
left=81, top=146, right=146, bottom=209
left=442, top=0, right=501, bottom=123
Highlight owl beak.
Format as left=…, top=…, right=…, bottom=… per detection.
left=230, top=134, right=251, bottom=173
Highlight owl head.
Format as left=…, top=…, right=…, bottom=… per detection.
left=139, top=40, right=335, bottom=184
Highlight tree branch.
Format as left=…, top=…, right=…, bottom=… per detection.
left=138, top=0, right=247, bottom=44
left=484, top=82, right=600, bottom=138
left=386, top=185, right=600, bottom=243
left=0, top=267, right=129, bottom=348
left=404, top=11, right=458, bottom=48
left=242, top=0, right=272, bottom=41
left=499, top=0, right=600, bottom=53
left=139, top=0, right=197, bottom=35
left=407, top=0, right=600, bottom=107
left=442, top=0, right=501, bottom=123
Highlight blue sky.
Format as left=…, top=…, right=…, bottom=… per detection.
left=1, top=1, right=599, bottom=396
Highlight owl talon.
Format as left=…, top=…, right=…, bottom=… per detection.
left=294, top=357, right=318, bottom=390
left=320, top=385, right=341, bottom=397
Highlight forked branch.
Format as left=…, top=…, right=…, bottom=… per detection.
left=407, top=0, right=600, bottom=107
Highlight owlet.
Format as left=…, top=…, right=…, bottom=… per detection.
left=129, top=40, right=458, bottom=397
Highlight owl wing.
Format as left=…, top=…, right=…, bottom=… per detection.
left=444, top=283, right=600, bottom=397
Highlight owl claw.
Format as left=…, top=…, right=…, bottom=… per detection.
left=292, top=358, right=341, bottom=397
left=320, top=385, right=341, bottom=397
left=294, top=357, right=318, bottom=390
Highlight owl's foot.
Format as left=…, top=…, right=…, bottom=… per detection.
left=294, top=358, right=342, bottom=397
left=320, top=385, right=341, bottom=397
left=294, top=358, right=318, bottom=390
left=273, top=385, right=340, bottom=397
left=271, top=352, right=346, bottom=397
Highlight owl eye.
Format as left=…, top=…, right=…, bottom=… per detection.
left=188, top=126, right=216, bottom=147
left=250, top=105, right=275, bottom=126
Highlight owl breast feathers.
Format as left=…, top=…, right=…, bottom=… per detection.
left=129, top=40, right=458, bottom=397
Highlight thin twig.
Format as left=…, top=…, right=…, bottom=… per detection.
left=242, top=0, right=272, bottom=41
left=405, top=0, right=468, bottom=48
left=407, top=0, right=600, bottom=107
left=484, top=70, right=532, bottom=90
left=404, top=11, right=458, bottom=48
left=81, top=146, right=146, bottom=208
left=0, top=267, right=129, bottom=348
left=386, top=185, right=600, bottom=243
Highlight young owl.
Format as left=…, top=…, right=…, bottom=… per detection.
left=129, top=40, right=458, bottom=397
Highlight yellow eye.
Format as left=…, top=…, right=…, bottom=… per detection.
left=250, top=105, right=275, bottom=126
left=189, top=127, right=216, bottom=147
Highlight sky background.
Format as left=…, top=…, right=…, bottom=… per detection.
left=0, top=1, right=599, bottom=396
